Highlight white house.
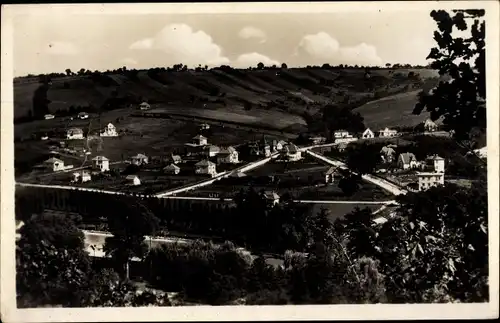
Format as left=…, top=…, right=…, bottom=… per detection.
left=470, top=146, right=487, bottom=159
left=217, top=146, right=239, bottom=164
left=276, top=140, right=287, bottom=151
left=333, top=130, right=352, bottom=139
left=169, top=154, right=182, bottom=164
left=204, top=145, right=220, bottom=157
left=72, top=171, right=91, bottom=183
left=78, top=112, right=89, bottom=120
left=193, top=135, right=208, bottom=146
left=417, top=172, right=445, bottom=191
left=397, top=153, right=419, bottom=170
left=425, top=155, right=445, bottom=173
left=324, top=166, right=340, bottom=184
left=43, top=157, right=66, bottom=172
left=380, top=146, right=396, bottom=163
left=283, top=143, right=302, bottom=161
left=163, top=164, right=181, bottom=175
left=100, top=123, right=118, bottom=137
left=200, top=123, right=211, bottom=130
left=66, top=128, right=84, bottom=140
left=131, top=153, right=149, bottom=166
left=263, top=191, right=280, bottom=206
left=424, top=119, right=438, bottom=132
left=362, top=128, right=375, bottom=139
left=139, top=102, right=151, bottom=110
left=378, top=127, right=398, bottom=138
left=195, top=160, right=217, bottom=177
left=92, top=156, right=110, bottom=172
left=126, top=175, right=141, bottom=186
left=44, top=114, right=55, bottom=120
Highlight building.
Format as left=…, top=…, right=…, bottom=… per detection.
left=425, top=155, right=445, bottom=173
left=131, top=153, right=149, bottom=166
left=380, top=146, right=396, bottom=163
left=283, top=143, right=302, bottom=161
left=200, top=123, right=211, bottom=130
left=100, top=123, right=118, bottom=137
left=204, top=145, right=220, bottom=157
left=192, top=135, right=208, bottom=146
left=44, top=114, right=55, bottom=120
left=324, top=166, right=340, bottom=184
left=195, top=160, right=217, bottom=176
left=337, top=142, right=349, bottom=152
left=263, top=191, right=280, bottom=206
left=378, top=127, right=398, bottom=138
left=309, top=136, right=327, bottom=145
left=276, top=140, right=287, bottom=151
left=139, top=102, right=151, bottom=110
left=92, top=156, right=110, bottom=172
left=126, top=175, right=141, bottom=186
left=43, top=157, right=66, bottom=172
left=397, top=153, right=419, bottom=170
left=217, top=146, right=239, bottom=164
left=78, top=112, right=89, bottom=120
left=424, top=119, right=438, bottom=132
left=163, top=164, right=181, bottom=175
left=169, top=154, right=182, bottom=164
left=72, top=171, right=91, bottom=183
left=230, top=171, right=247, bottom=178
left=362, top=128, right=375, bottom=139
left=66, top=128, right=84, bottom=140
left=417, top=172, right=445, bottom=191
left=333, top=130, right=352, bottom=139
left=470, top=146, right=487, bottom=159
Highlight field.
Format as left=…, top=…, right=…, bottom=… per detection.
left=307, top=203, right=381, bottom=223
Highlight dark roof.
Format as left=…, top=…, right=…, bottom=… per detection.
left=399, top=153, right=417, bottom=164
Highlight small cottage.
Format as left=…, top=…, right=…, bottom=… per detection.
left=43, top=157, right=66, bottom=172
left=66, top=128, right=84, bottom=140
left=333, top=130, right=352, bottom=139
left=425, top=155, right=445, bottom=173
left=169, top=154, right=182, bottom=164
left=193, top=135, right=208, bottom=146
left=397, top=153, right=419, bottom=170
left=324, top=166, right=340, bottom=184
left=217, top=146, right=239, bottom=164
left=126, top=175, right=141, bottom=186
left=362, top=128, right=375, bottom=139
left=263, top=191, right=280, bottom=206
left=92, top=156, right=110, bottom=172
left=380, top=146, right=396, bottom=163
left=424, top=119, right=438, bottom=132
left=139, top=102, right=151, bottom=110
left=276, top=140, right=288, bottom=151
left=204, top=145, right=220, bottom=157
left=44, top=114, right=55, bottom=120
left=283, top=143, right=302, bottom=162
left=195, top=160, right=217, bottom=177
left=78, top=112, right=89, bottom=120
left=200, top=123, right=211, bottom=130
left=131, top=153, right=149, bottom=166
left=378, top=127, right=398, bottom=138
left=100, top=123, right=118, bottom=137
left=72, top=171, right=91, bottom=183
left=163, top=164, right=181, bottom=175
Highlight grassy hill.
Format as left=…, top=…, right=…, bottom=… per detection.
left=14, top=67, right=442, bottom=131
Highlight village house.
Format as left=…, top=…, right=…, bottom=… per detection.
left=283, top=143, right=302, bottom=162
left=163, top=164, right=181, bottom=175
left=126, top=175, right=141, bottom=186
left=66, top=128, right=84, bottom=140
left=417, top=172, right=445, bottom=191
left=470, top=146, right=487, bottom=159
left=333, top=129, right=352, bottom=139
left=78, top=112, right=89, bottom=120
left=397, top=153, right=419, bottom=170
left=100, top=123, right=118, bottom=137
left=139, top=102, right=151, bottom=110
left=72, top=171, right=91, bottom=183
left=424, top=155, right=445, bottom=173
left=44, top=114, right=55, bottom=120
left=324, top=166, right=341, bottom=184
left=192, top=135, right=208, bottom=146
left=200, top=123, right=211, bottom=130
left=424, top=119, right=438, bottom=132
left=217, top=146, right=239, bottom=164
left=249, top=141, right=271, bottom=157
left=378, top=127, right=398, bottom=138
left=276, top=140, right=287, bottom=151
left=195, top=160, right=217, bottom=177
left=380, top=146, right=396, bottom=163
left=262, top=191, right=280, bottom=206
left=131, top=153, right=149, bottom=166
left=337, top=142, right=349, bottom=152
left=362, top=128, right=375, bottom=139
left=92, top=156, right=110, bottom=172
left=204, top=145, right=220, bottom=157
left=43, top=157, right=67, bottom=172
left=168, top=153, right=182, bottom=164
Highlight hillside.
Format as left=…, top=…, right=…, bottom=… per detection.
left=14, top=67, right=441, bottom=132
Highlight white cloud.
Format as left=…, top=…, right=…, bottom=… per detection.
left=45, top=41, right=78, bottom=55
left=233, top=52, right=280, bottom=68
left=238, top=26, right=267, bottom=43
left=129, top=23, right=229, bottom=66
left=298, top=32, right=383, bottom=66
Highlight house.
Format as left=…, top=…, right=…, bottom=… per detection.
left=44, top=114, right=55, bottom=120
left=78, top=112, right=89, bottom=120
left=380, top=146, right=396, bottom=163
left=92, top=156, right=110, bottom=172
left=378, top=127, right=398, bottom=138
left=259, top=137, right=273, bottom=156
left=470, top=146, right=487, bottom=159
left=126, top=175, right=141, bottom=186
left=193, top=135, right=208, bottom=146
left=397, top=153, right=419, bottom=170
left=362, top=128, right=375, bottom=139
left=100, top=123, right=118, bottom=137
left=217, top=146, right=239, bottom=164
left=131, top=153, right=149, bottom=166
left=262, top=191, right=280, bottom=206
left=324, top=166, right=341, bottom=184
left=200, top=123, right=211, bottom=130
left=425, top=155, right=445, bottom=173
left=66, top=128, right=84, bottom=140
left=139, top=102, right=151, bottom=110
left=204, top=145, right=220, bottom=157
left=43, top=157, right=66, bottom=172
left=163, top=164, right=181, bottom=175
left=230, top=171, right=247, bottom=178
left=424, top=119, right=438, bottom=132
left=283, top=143, right=302, bottom=161
left=333, top=130, right=352, bottom=139
left=169, top=154, right=182, bottom=164
left=417, top=172, right=445, bottom=191
left=195, top=160, right=217, bottom=176
left=72, top=171, right=91, bottom=183
left=276, top=140, right=287, bottom=151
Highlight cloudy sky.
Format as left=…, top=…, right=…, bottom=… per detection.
left=12, top=9, right=438, bottom=76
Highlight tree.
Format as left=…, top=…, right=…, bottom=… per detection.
left=344, top=143, right=382, bottom=175
left=281, top=63, right=288, bottom=69
left=65, top=69, right=72, bottom=76
left=338, top=173, right=360, bottom=196
left=257, top=62, right=265, bottom=70
left=322, top=105, right=365, bottom=138
left=413, top=10, right=485, bottom=142
left=385, top=63, right=391, bottom=68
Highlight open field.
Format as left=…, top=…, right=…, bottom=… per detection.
left=307, top=203, right=381, bottom=223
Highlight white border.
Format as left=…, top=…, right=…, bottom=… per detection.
left=1, top=2, right=499, bottom=322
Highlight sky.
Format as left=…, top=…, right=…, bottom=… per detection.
left=12, top=9, right=439, bottom=76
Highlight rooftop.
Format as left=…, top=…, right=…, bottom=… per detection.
left=92, top=156, right=109, bottom=161
left=196, top=160, right=216, bottom=167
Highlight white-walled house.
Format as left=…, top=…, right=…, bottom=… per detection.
left=126, top=175, right=141, bottom=186
left=324, top=166, right=340, bottom=184
left=397, top=153, right=419, bottom=170
left=380, top=146, right=396, bottom=163
left=217, top=146, right=239, bottom=164
left=195, top=160, right=217, bottom=176
left=131, top=153, right=149, bottom=166
left=283, top=143, right=302, bottom=161
left=92, top=156, right=110, bottom=172
left=417, top=172, right=445, bottom=191
left=193, top=135, right=208, bottom=146
left=425, top=155, right=445, bottom=173
left=72, top=171, right=91, bottom=183
left=424, top=119, right=438, bottom=132
left=378, top=127, right=398, bottom=138
left=100, top=123, right=118, bottom=137
left=139, top=102, right=151, bottom=110
left=43, top=157, right=66, bottom=172
left=362, top=128, right=375, bottom=139
left=66, top=128, right=84, bottom=140
left=333, top=130, right=352, bottom=139
left=200, top=123, right=211, bottom=130
left=163, top=164, right=181, bottom=175
left=78, top=112, right=89, bottom=120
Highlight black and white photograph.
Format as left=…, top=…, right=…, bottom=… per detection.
left=1, top=1, right=499, bottom=321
